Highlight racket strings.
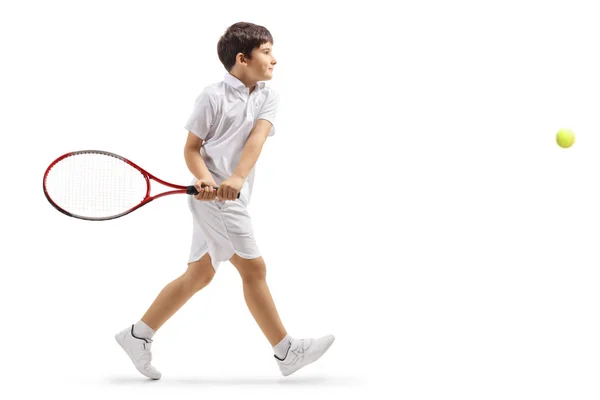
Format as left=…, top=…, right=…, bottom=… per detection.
left=45, top=152, right=148, bottom=219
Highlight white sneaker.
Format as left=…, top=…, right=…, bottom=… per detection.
left=275, top=335, right=335, bottom=376
left=115, top=325, right=162, bottom=380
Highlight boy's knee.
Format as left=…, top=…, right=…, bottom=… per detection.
left=244, top=265, right=266, bottom=282
left=231, top=255, right=266, bottom=282
left=184, top=255, right=216, bottom=291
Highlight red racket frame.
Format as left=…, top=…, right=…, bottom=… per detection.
left=43, top=150, right=212, bottom=221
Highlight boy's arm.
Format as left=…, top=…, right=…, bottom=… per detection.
left=232, top=119, right=273, bottom=179
left=217, top=119, right=272, bottom=200
left=184, top=131, right=215, bottom=183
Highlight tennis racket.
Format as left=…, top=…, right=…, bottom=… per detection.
left=43, top=150, right=239, bottom=221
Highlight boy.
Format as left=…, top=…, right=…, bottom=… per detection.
left=115, top=22, right=335, bottom=380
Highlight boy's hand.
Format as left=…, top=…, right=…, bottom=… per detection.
left=217, top=175, right=245, bottom=201
left=194, top=178, right=218, bottom=201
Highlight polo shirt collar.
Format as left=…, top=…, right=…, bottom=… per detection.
left=224, top=73, right=265, bottom=92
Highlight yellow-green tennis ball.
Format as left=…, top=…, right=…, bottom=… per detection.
left=556, top=128, right=576, bottom=148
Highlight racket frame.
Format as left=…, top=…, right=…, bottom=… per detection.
left=43, top=150, right=200, bottom=221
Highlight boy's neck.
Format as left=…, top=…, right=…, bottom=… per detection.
left=230, top=72, right=257, bottom=93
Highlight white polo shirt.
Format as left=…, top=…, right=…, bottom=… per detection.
left=184, top=73, right=279, bottom=204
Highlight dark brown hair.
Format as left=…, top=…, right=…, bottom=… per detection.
left=217, top=22, right=274, bottom=72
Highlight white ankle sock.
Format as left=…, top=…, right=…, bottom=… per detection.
left=133, top=320, right=155, bottom=340
left=273, top=335, right=292, bottom=359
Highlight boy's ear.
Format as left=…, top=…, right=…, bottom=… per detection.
left=236, top=52, right=248, bottom=65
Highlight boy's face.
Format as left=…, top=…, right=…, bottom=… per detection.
left=245, top=42, right=277, bottom=81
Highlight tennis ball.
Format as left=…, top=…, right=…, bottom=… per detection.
left=556, top=128, right=575, bottom=148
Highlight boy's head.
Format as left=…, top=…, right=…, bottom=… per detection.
left=217, top=22, right=277, bottom=82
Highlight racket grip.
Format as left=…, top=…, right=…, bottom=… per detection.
left=186, top=185, right=241, bottom=199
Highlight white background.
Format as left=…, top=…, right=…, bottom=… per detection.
left=1, top=0, right=599, bottom=399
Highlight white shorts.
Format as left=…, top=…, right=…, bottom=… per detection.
left=187, top=193, right=260, bottom=270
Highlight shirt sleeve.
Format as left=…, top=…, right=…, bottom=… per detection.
left=257, top=89, right=279, bottom=137
left=184, top=87, right=217, bottom=140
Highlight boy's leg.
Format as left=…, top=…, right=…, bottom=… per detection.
left=229, top=253, right=287, bottom=346
left=115, top=252, right=215, bottom=380
left=141, top=252, right=216, bottom=331
left=229, top=253, right=335, bottom=377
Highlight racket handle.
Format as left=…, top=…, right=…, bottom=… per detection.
left=186, top=185, right=241, bottom=199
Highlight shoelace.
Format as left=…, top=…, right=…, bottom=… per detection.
left=289, top=339, right=311, bottom=362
